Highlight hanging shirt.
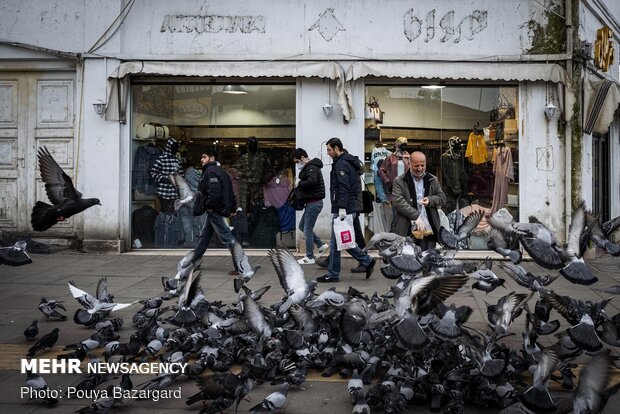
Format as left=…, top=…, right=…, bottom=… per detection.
left=263, top=175, right=291, bottom=208
left=371, top=146, right=391, bottom=172
left=465, top=131, right=489, bottom=164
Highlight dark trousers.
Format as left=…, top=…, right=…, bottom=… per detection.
left=353, top=214, right=366, bottom=249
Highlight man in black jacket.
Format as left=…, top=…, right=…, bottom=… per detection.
left=316, top=138, right=376, bottom=283
left=293, top=148, right=328, bottom=264
left=192, top=149, right=238, bottom=259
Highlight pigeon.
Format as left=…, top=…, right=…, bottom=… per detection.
left=487, top=227, right=522, bottom=264
left=249, top=382, right=289, bottom=413
left=500, top=262, right=558, bottom=290
left=68, top=280, right=138, bottom=315
left=230, top=240, right=260, bottom=293
left=175, top=250, right=201, bottom=280
left=584, top=211, right=620, bottom=256
left=486, top=292, right=530, bottom=335
left=0, top=240, right=32, bottom=266
left=268, top=249, right=316, bottom=314
left=31, top=146, right=100, bottom=231
left=572, top=351, right=611, bottom=413
left=38, top=297, right=67, bottom=320
left=24, top=370, right=58, bottom=405
left=602, top=215, right=620, bottom=238
left=27, top=327, right=60, bottom=357
left=438, top=210, right=484, bottom=249
left=522, top=349, right=559, bottom=412
left=23, top=320, right=39, bottom=341
left=170, top=173, right=199, bottom=211
left=169, top=268, right=203, bottom=326
left=489, top=206, right=598, bottom=285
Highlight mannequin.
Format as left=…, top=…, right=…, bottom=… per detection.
left=233, top=137, right=273, bottom=212
left=441, top=136, right=468, bottom=213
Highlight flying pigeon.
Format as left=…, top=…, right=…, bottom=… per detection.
left=268, top=249, right=316, bottom=314
left=170, top=173, right=199, bottom=211
left=0, top=240, right=32, bottom=266
left=438, top=210, right=484, bottom=249
left=68, top=280, right=138, bottom=315
left=31, top=146, right=100, bottom=231
left=230, top=240, right=260, bottom=293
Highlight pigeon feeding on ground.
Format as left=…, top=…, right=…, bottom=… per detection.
left=23, top=320, right=39, bottom=341
left=27, top=327, right=60, bottom=357
left=0, top=240, right=32, bottom=266
left=31, top=146, right=100, bottom=231
left=37, top=297, right=67, bottom=320
left=24, top=370, right=58, bottom=405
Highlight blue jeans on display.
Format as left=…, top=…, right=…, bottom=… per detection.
left=374, top=173, right=388, bottom=203
left=299, top=200, right=324, bottom=259
left=193, top=212, right=236, bottom=259
left=328, top=213, right=373, bottom=278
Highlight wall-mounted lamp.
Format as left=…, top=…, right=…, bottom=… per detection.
left=322, top=103, right=334, bottom=118
left=544, top=103, right=557, bottom=121
left=222, top=84, right=247, bottom=94
left=93, top=99, right=107, bottom=117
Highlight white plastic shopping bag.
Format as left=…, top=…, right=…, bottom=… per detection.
left=333, top=214, right=357, bottom=251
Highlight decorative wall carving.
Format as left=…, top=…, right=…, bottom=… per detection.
left=403, top=9, right=487, bottom=43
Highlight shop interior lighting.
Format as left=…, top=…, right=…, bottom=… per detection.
left=544, top=103, right=557, bottom=121
left=222, top=84, right=248, bottom=94
left=421, top=84, right=446, bottom=89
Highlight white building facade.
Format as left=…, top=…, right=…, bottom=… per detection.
left=0, top=0, right=618, bottom=252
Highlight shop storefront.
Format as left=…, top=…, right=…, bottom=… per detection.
left=1, top=1, right=619, bottom=252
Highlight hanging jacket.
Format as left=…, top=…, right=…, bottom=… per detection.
left=297, top=158, right=325, bottom=203
left=330, top=152, right=363, bottom=214
left=133, top=143, right=161, bottom=195
left=150, top=138, right=182, bottom=200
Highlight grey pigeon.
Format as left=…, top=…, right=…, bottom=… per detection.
left=487, top=227, right=522, bottom=264
left=438, top=210, right=484, bottom=249
left=31, top=146, right=100, bottom=231
left=249, top=382, right=289, bottom=413
left=572, top=350, right=611, bottom=413
left=269, top=249, right=315, bottom=313
left=38, top=297, right=67, bottom=320
left=0, top=240, right=32, bottom=266
left=170, top=173, right=199, bottom=211
left=24, top=370, right=58, bottom=405
left=522, top=349, right=559, bottom=412
left=68, top=280, right=138, bottom=315
left=230, top=240, right=260, bottom=292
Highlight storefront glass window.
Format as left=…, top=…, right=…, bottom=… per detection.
left=364, top=85, right=519, bottom=250
left=130, top=82, right=296, bottom=249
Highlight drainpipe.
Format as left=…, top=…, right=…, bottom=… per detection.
left=564, top=0, right=574, bottom=240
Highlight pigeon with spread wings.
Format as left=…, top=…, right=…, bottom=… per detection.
left=31, top=146, right=100, bottom=231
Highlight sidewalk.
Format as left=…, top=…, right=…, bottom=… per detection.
left=0, top=249, right=618, bottom=413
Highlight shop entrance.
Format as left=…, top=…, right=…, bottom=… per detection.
left=363, top=84, right=520, bottom=251
left=130, top=81, right=296, bottom=249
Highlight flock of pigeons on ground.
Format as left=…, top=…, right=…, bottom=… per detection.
left=9, top=147, right=620, bottom=413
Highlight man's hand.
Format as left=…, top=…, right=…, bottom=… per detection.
left=420, top=197, right=430, bottom=207
left=338, top=208, right=347, bottom=220
left=415, top=217, right=427, bottom=231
